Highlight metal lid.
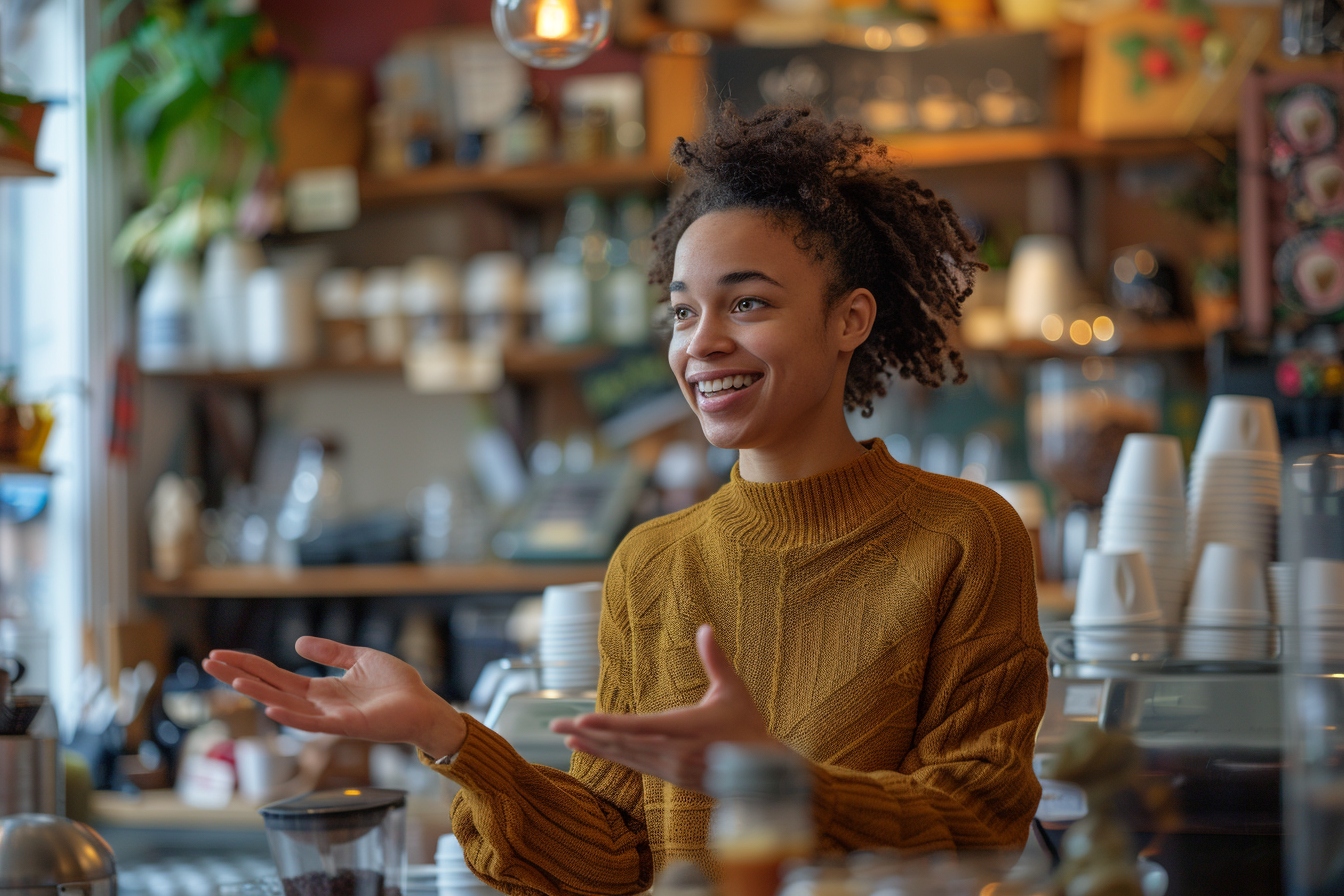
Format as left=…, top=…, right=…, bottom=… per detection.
left=0, top=814, right=116, bottom=887
left=704, top=743, right=811, bottom=801
left=260, top=788, right=406, bottom=832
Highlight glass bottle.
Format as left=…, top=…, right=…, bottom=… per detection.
left=706, top=743, right=814, bottom=896
left=601, top=193, right=656, bottom=347
left=541, top=191, right=607, bottom=344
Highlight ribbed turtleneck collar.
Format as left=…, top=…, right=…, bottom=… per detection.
left=711, top=438, right=911, bottom=548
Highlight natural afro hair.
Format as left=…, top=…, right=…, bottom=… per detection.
left=649, top=104, right=981, bottom=416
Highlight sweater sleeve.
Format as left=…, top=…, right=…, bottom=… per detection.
left=809, top=497, right=1048, bottom=853
left=426, top=555, right=652, bottom=896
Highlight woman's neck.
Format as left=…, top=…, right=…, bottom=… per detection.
left=736, top=418, right=868, bottom=483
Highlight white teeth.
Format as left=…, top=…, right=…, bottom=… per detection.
left=696, top=374, right=759, bottom=394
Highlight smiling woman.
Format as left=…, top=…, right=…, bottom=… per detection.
left=205, top=103, right=1048, bottom=896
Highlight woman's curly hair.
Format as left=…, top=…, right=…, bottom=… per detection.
left=649, top=104, right=982, bottom=416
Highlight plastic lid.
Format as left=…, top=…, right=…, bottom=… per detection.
left=704, top=743, right=810, bottom=801
left=260, top=788, right=406, bottom=832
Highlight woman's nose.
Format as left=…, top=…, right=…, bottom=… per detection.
left=685, top=314, right=735, bottom=358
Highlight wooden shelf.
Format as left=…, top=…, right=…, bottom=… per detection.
left=0, top=157, right=55, bottom=178
left=356, top=129, right=1210, bottom=204
left=360, top=157, right=672, bottom=205
left=0, top=461, right=51, bottom=477
left=880, top=128, right=1210, bottom=170
left=963, top=319, right=1207, bottom=359
left=141, top=561, right=610, bottom=599
left=143, top=343, right=617, bottom=388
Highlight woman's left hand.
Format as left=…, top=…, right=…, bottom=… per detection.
left=550, top=624, right=777, bottom=792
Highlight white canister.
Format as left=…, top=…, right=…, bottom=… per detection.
left=138, top=256, right=207, bottom=372
left=246, top=267, right=317, bottom=369
left=201, top=235, right=264, bottom=369
left=1006, top=235, right=1082, bottom=340
left=531, top=254, right=592, bottom=345
left=362, top=267, right=406, bottom=362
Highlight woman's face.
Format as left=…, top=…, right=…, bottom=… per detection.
left=667, top=208, right=873, bottom=452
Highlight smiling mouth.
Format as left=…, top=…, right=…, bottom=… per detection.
left=696, top=374, right=762, bottom=395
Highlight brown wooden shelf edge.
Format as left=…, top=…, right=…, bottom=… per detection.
left=962, top=320, right=1208, bottom=359
left=140, top=562, right=611, bottom=599
left=354, top=128, right=1215, bottom=206
left=141, top=344, right=619, bottom=388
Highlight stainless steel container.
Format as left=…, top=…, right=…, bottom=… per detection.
left=0, top=814, right=116, bottom=896
left=0, top=735, right=60, bottom=815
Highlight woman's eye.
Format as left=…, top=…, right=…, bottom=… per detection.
left=671, top=306, right=693, bottom=322
left=734, top=297, right=764, bottom=312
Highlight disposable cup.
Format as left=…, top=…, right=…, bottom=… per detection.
left=541, top=582, right=603, bottom=620
left=1107, top=434, right=1186, bottom=502
left=1185, top=542, right=1270, bottom=619
left=1300, top=558, right=1344, bottom=614
left=1072, top=549, right=1163, bottom=624
left=1073, top=623, right=1167, bottom=662
left=1179, top=617, right=1271, bottom=661
left=1193, top=395, right=1281, bottom=457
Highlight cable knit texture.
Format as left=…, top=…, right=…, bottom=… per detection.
left=425, top=439, right=1048, bottom=896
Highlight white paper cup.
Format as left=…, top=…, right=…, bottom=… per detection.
left=541, top=582, right=603, bottom=620
left=1185, top=542, right=1271, bottom=620
left=1300, top=558, right=1344, bottom=613
left=1193, top=395, right=1281, bottom=457
left=1107, top=434, right=1186, bottom=502
left=1073, top=549, right=1163, bottom=621
left=1180, top=614, right=1271, bottom=661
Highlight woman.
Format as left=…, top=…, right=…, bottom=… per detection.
left=205, top=105, right=1048, bottom=895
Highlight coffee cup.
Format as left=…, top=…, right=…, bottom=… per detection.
left=1071, top=549, right=1165, bottom=661
left=1193, top=395, right=1281, bottom=458
left=1107, top=433, right=1185, bottom=502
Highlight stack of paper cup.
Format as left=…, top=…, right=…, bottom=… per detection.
left=1098, top=434, right=1189, bottom=626
left=1180, top=542, right=1272, bottom=661
left=1299, top=558, right=1344, bottom=664
left=436, top=834, right=496, bottom=895
left=1187, top=395, right=1282, bottom=578
left=1267, top=560, right=1298, bottom=626
left=538, top=582, right=603, bottom=690
left=1071, top=549, right=1166, bottom=662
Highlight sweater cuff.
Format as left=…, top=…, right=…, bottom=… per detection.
left=810, top=760, right=841, bottom=836
left=417, top=713, right=528, bottom=790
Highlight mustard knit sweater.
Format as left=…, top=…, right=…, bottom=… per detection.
left=428, top=439, right=1048, bottom=896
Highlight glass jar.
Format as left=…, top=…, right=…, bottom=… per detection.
left=706, top=744, right=814, bottom=896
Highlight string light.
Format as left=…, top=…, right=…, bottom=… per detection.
left=492, top=0, right=611, bottom=70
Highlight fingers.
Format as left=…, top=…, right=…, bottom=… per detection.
left=294, top=636, right=363, bottom=671
left=559, top=706, right=703, bottom=736
left=206, top=651, right=314, bottom=693
left=201, top=658, right=255, bottom=688
left=696, top=625, right=740, bottom=689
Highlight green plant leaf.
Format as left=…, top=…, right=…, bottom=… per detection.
left=88, top=40, right=134, bottom=100
left=122, top=62, right=194, bottom=140
left=229, top=59, right=286, bottom=135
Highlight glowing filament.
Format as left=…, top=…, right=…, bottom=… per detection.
left=536, top=0, right=577, bottom=39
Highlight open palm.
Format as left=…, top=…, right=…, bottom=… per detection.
left=203, top=637, right=465, bottom=758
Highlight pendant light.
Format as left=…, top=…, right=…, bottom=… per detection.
left=492, top=0, right=613, bottom=69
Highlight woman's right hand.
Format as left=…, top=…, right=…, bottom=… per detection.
left=202, top=637, right=467, bottom=760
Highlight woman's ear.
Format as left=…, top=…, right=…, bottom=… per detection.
left=835, top=288, right=877, bottom=351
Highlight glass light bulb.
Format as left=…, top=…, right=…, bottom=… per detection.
left=492, top=0, right=612, bottom=70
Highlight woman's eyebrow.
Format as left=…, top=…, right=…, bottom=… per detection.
left=667, top=270, right=784, bottom=293
left=719, top=270, right=783, bottom=288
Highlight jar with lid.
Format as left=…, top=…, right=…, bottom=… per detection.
left=706, top=743, right=814, bottom=896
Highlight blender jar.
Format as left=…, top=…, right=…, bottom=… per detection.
left=260, top=788, right=407, bottom=896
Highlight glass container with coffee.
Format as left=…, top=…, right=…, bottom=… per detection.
left=706, top=744, right=814, bottom=896
left=260, top=788, right=407, bottom=896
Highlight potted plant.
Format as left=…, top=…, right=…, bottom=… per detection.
left=90, top=0, right=287, bottom=266
left=0, top=90, right=46, bottom=173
